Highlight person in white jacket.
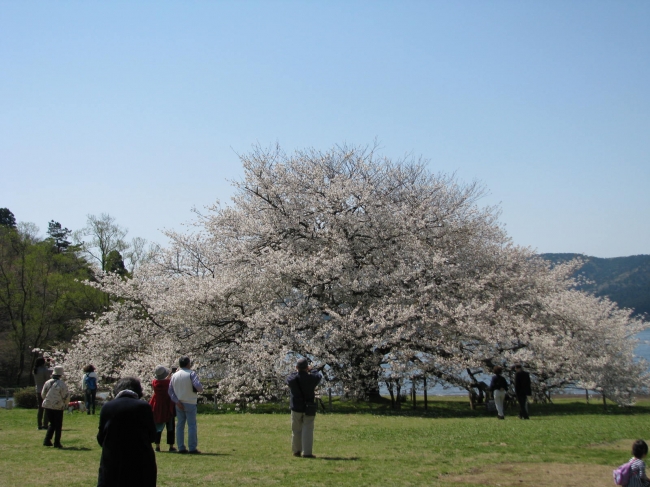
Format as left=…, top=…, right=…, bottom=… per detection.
left=42, top=366, right=70, bottom=448
left=169, top=356, right=203, bottom=454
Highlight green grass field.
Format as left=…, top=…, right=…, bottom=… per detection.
left=0, top=397, right=647, bottom=486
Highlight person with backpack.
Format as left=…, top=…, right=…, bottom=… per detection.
left=489, top=365, right=508, bottom=420
left=286, top=358, right=322, bottom=458
left=82, top=364, right=98, bottom=415
left=42, top=365, right=70, bottom=448
left=627, top=440, right=650, bottom=487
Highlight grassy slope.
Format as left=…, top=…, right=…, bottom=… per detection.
left=0, top=398, right=647, bottom=487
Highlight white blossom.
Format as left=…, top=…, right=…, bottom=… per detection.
left=58, top=145, right=649, bottom=404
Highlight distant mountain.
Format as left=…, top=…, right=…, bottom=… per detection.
left=540, top=253, right=650, bottom=317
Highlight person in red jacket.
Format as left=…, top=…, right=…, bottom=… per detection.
left=149, top=365, right=177, bottom=452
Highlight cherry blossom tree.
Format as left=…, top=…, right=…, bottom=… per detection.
left=59, top=145, right=649, bottom=404
left=526, top=290, right=649, bottom=405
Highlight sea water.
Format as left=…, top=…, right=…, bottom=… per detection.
left=395, top=329, right=650, bottom=397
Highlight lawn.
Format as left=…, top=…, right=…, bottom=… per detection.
left=0, top=397, right=647, bottom=486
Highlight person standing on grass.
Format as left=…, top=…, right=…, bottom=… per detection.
left=169, top=356, right=203, bottom=454
left=489, top=365, right=508, bottom=420
left=628, top=439, right=650, bottom=487
left=33, top=357, right=52, bottom=430
left=97, top=377, right=157, bottom=487
left=82, top=364, right=98, bottom=415
left=149, top=365, right=177, bottom=452
left=514, top=364, right=531, bottom=420
left=286, top=358, right=322, bottom=458
left=41, top=365, right=70, bottom=448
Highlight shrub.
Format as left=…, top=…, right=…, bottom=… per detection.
left=13, top=387, right=38, bottom=409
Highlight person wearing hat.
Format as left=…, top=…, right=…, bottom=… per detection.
left=169, top=356, right=204, bottom=454
left=149, top=365, right=177, bottom=452
left=286, top=358, right=322, bottom=458
left=41, top=365, right=70, bottom=448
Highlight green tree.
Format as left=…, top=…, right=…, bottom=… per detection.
left=73, top=213, right=127, bottom=272
left=0, top=225, right=104, bottom=386
left=47, top=221, right=73, bottom=253
left=105, top=250, right=128, bottom=277
left=0, top=208, right=16, bottom=229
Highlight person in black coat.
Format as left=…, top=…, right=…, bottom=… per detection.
left=514, top=364, right=532, bottom=419
left=97, top=377, right=157, bottom=487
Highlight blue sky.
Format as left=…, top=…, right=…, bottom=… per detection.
left=2, top=1, right=648, bottom=257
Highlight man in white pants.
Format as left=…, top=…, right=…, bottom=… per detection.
left=286, top=358, right=322, bottom=458
left=489, top=365, right=509, bottom=420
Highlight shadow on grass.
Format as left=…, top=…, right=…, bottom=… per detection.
left=59, top=446, right=92, bottom=451
left=199, top=396, right=650, bottom=419
left=165, top=452, right=229, bottom=457
left=317, top=456, right=360, bottom=461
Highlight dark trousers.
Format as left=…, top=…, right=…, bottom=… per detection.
left=37, top=393, right=49, bottom=429
left=84, top=389, right=96, bottom=414
left=516, top=394, right=529, bottom=419
left=155, top=417, right=175, bottom=445
left=44, top=409, right=63, bottom=445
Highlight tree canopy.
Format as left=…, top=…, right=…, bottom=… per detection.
left=60, top=145, right=649, bottom=403
left=0, top=208, right=16, bottom=229
left=47, top=220, right=73, bottom=253
left=0, top=222, right=104, bottom=385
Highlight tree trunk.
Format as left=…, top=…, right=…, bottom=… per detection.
left=396, top=381, right=402, bottom=410
left=423, top=377, right=428, bottom=411
left=360, top=366, right=382, bottom=401
left=412, top=379, right=416, bottom=410
left=15, top=343, right=26, bottom=386
left=347, top=354, right=383, bottom=401
left=364, top=384, right=382, bottom=402
left=386, top=381, right=395, bottom=409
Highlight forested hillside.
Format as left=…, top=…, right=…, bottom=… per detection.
left=541, top=253, right=650, bottom=317
left=0, top=208, right=155, bottom=387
